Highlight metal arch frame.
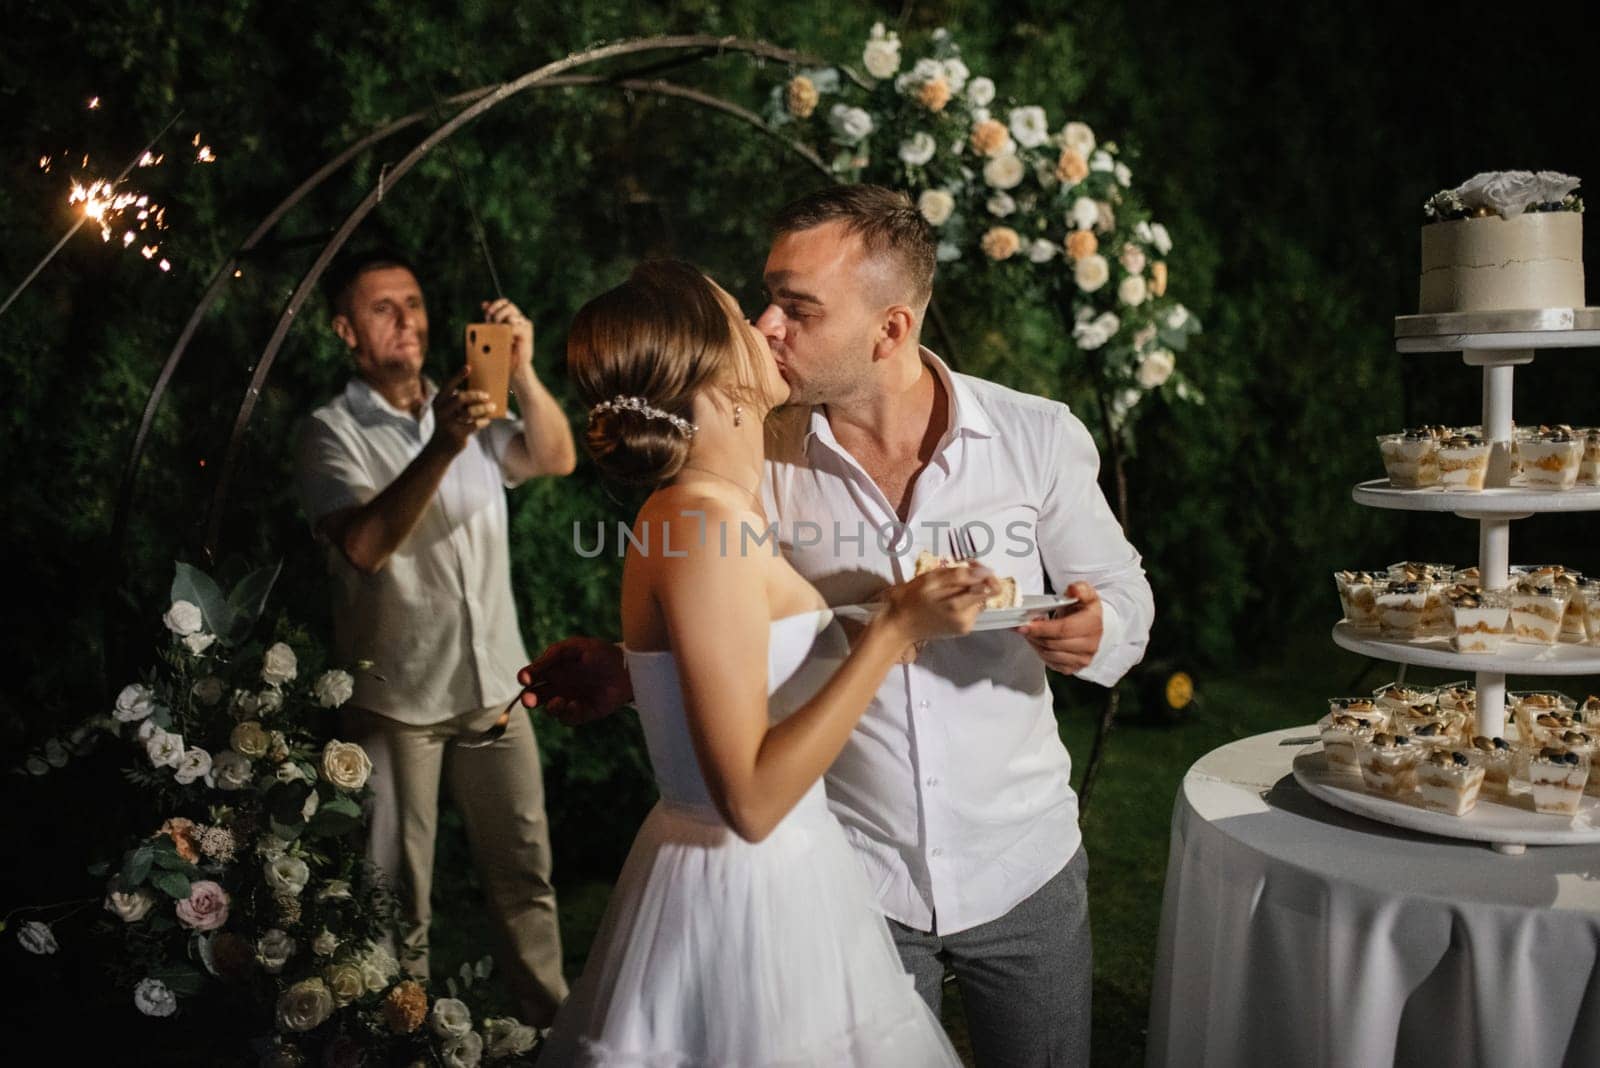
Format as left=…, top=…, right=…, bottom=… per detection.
left=107, top=35, right=868, bottom=563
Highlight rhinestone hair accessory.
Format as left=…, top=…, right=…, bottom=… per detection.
left=589, top=395, right=698, bottom=437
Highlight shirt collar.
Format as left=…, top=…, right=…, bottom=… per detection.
left=345, top=376, right=437, bottom=430
left=804, top=346, right=996, bottom=452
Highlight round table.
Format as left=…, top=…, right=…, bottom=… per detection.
left=1146, top=727, right=1600, bottom=1068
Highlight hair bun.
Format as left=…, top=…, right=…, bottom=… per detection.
left=585, top=403, right=692, bottom=486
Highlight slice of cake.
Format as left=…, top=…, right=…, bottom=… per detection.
left=1418, top=171, right=1584, bottom=313
left=913, top=549, right=1021, bottom=609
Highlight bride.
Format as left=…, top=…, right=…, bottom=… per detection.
left=537, top=261, right=994, bottom=1066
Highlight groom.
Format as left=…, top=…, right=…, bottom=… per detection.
left=530, top=185, right=1153, bottom=1063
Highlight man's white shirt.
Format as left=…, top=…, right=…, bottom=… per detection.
left=763, top=349, right=1153, bottom=934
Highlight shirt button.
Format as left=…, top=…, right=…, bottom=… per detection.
left=925, top=776, right=939, bottom=787
left=931, top=847, right=944, bottom=858
left=918, top=700, right=929, bottom=710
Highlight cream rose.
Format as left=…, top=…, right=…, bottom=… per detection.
left=211, top=750, right=253, bottom=791
left=986, top=191, right=1016, bottom=217
left=175, top=880, right=231, bottom=931
left=1069, top=197, right=1099, bottom=232
left=1119, top=275, right=1149, bottom=307
left=982, top=153, right=1024, bottom=191
left=324, top=963, right=365, bottom=1006
left=231, top=721, right=270, bottom=758
left=114, top=683, right=155, bottom=723
left=313, top=670, right=354, bottom=710
left=898, top=132, right=936, bottom=167
left=917, top=189, right=955, bottom=227
left=313, top=928, right=338, bottom=957
left=1074, top=254, right=1110, bottom=293
left=182, top=632, right=216, bottom=656
left=261, top=643, right=298, bottom=686
left=1115, top=162, right=1132, bottom=188
left=276, top=977, right=335, bottom=1033
left=1119, top=244, right=1147, bottom=275
left=1007, top=106, right=1050, bottom=149
left=134, top=977, right=177, bottom=1017
left=163, top=600, right=203, bottom=636
left=431, top=997, right=474, bottom=1038
left=1137, top=349, right=1177, bottom=389
left=257, top=928, right=296, bottom=974
left=1027, top=238, right=1058, bottom=264
left=321, top=740, right=373, bottom=791
left=861, top=23, right=901, bottom=80
left=1059, top=121, right=1096, bottom=158
left=1150, top=222, right=1172, bottom=255
left=966, top=76, right=996, bottom=107
left=265, top=855, right=311, bottom=897
left=106, top=882, right=157, bottom=922
left=941, top=57, right=970, bottom=92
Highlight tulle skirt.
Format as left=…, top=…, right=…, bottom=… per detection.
left=538, top=787, right=961, bottom=1067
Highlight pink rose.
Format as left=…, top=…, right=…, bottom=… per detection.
left=176, top=880, right=231, bottom=931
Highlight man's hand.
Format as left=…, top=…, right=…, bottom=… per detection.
left=1014, top=582, right=1103, bottom=675
left=517, top=637, right=633, bottom=726
left=429, top=366, right=494, bottom=456
left=482, top=298, right=534, bottom=381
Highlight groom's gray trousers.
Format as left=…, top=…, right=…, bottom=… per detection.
left=888, top=845, right=1091, bottom=1066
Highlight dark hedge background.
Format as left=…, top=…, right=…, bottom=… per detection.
left=1, top=0, right=1594, bottom=1057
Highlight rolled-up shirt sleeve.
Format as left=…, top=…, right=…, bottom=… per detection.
left=1033, top=406, right=1155, bottom=687
left=293, top=414, right=375, bottom=535
left=480, top=417, right=529, bottom=489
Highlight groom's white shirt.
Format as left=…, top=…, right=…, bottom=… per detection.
left=763, top=348, right=1154, bottom=935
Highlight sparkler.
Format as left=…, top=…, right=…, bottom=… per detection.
left=0, top=109, right=183, bottom=320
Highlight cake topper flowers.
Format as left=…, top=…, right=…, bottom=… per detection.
left=1424, top=170, right=1583, bottom=222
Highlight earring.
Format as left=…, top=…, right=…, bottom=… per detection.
left=733, top=405, right=744, bottom=427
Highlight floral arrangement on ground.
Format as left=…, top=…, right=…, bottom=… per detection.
left=10, top=562, right=539, bottom=1066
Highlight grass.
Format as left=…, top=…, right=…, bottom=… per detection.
left=428, top=623, right=1561, bottom=1064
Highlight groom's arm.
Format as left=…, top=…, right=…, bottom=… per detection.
left=1020, top=405, right=1154, bottom=686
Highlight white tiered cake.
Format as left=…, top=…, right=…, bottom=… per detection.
left=1418, top=171, right=1585, bottom=314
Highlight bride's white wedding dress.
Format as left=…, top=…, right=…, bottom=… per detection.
left=538, top=609, right=961, bottom=1066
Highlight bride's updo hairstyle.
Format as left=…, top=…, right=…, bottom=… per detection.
left=568, top=260, right=759, bottom=486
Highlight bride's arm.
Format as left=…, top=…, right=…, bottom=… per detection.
left=657, top=505, right=988, bottom=843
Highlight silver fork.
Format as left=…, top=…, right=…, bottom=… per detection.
left=458, top=681, right=544, bottom=749
left=947, top=524, right=979, bottom=562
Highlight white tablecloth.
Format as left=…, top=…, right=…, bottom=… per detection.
left=1147, top=726, right=1600, bottom=1068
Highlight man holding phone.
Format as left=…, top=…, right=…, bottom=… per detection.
left=293, top=249, right=576, bottom=1027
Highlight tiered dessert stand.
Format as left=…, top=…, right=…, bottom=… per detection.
left=1295, top=307, right=1600, bottom=853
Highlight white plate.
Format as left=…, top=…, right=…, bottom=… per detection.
left=833, top=594, right=1076, bottom=634
left=1292, top=744, right=1600, bottom=848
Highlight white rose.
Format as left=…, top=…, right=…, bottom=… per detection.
left=361, top=944, right=399, bottom=992
left=1073, top=321, right=1109, bottom=350
left=146, top=729, right=185, bottom=770
left=1007, top=106, right=1050, bottom=149
left=134, top=977, right=177, bottom=1018
left=163, top=600, right=203, bottom=636
left=1135, top=220, right=1154, bottom=244
left=276, top=762, right=309, bottom=785
left=1095, top=310, right=1122, bottom=336
left=191, top=676, right=225, bottom=706
left=982, top=153, right=1024, bottom=190
left=966, top=76, right=995, bottom=106
left=1074, top=254, right=1110, bottom=293
left=1059, top=121, right=1096, bottom=158
left=941, top=57, right=970, bottom=92
left=861, top=23, right=901, bottom=80
left=114, top=684, right=155, bottom=723
left=17, top=920, right=58, bottom=955
left=312, top=928, right=338, bottom=957
left=183, top=632, right=216, bottom=656
left=442, top=1031, right=485, bottom=1068
left=827, top=104, right=874, bottom=145
left=261, top=643, right=298, bottom=686
left=211, top=750, right=253, bottom=791
left=986, top=191, right=1016, bottom=217
left=432, top=997, right=474, bottom=1038
left=105, top=883, right=157, bottom=922
left=301, top=790, right=319, bottom=821
left=1069, top=197, right=1099, bottom=231
left=320, top=740, right=373, bottom=791
left=1118, top=275, right=1149, bottom=307
left=968, top=107, right=989, bottom=125
left=264, top=855, right=311, bottom=897
left=1165, top=304, right=1190, bottom=329
left=1026, top=238, right=1058, bottom=264
left=174, top=746, right=213, bottom=786
left=483, top=1016, right=538, bottom=1060
left=276, top=977, right=334, bottom=1033
left=256, top=688, right=284, bottom=716
left=917, top=189, right=955, bottom=226
left=360, top=960, right=390, bottom=993
left=898, top=131, right=936, bottom=167
left=1090, top=150, right=1115, bottom=173
left=1150, top=222, right=1173, bottom=255
left=257, top=928, right=296, bottom=974
left=1451, top=170, right=1544, bottom=219
left=1137, top=348, right=1177, bottom=388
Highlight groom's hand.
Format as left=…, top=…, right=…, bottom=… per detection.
left=1014, top=582, right=1103, bottom=675
left=517, top=637, right=633, bottom=726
